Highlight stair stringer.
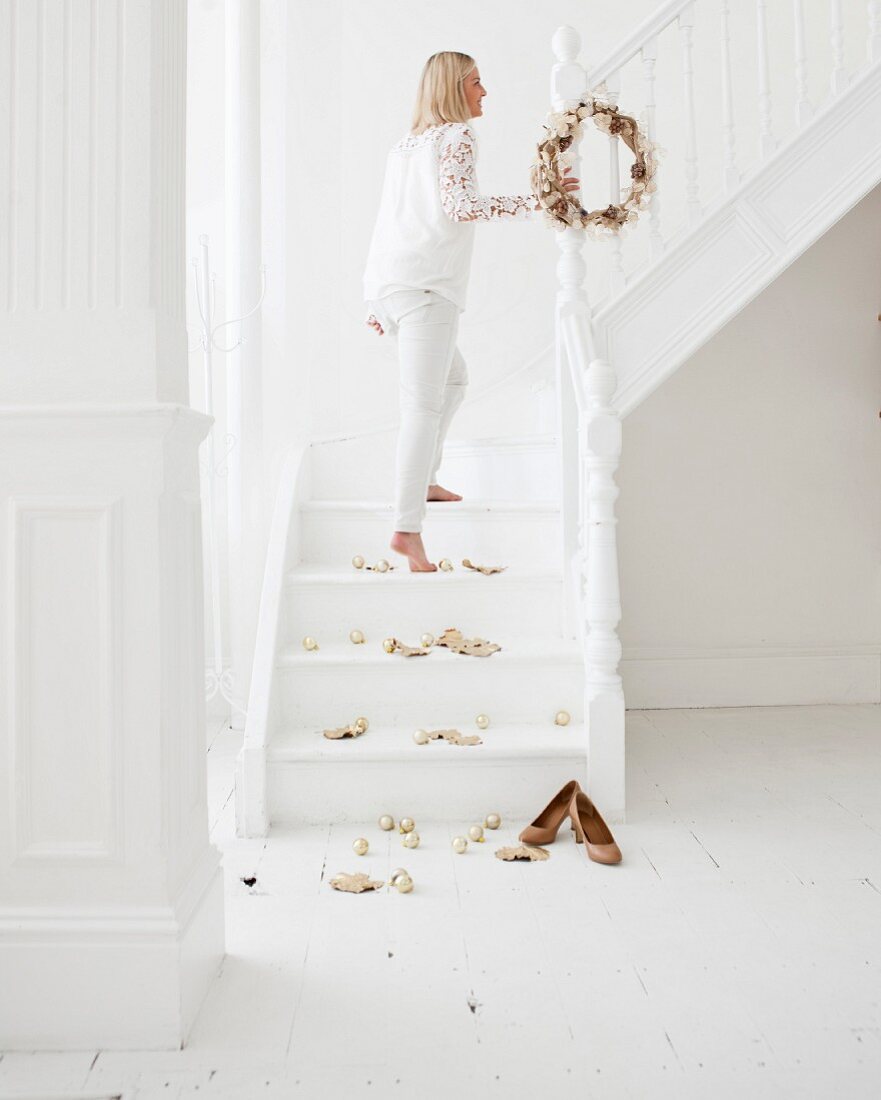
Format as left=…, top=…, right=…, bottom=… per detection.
left=594, top=56, right=881, bottom=417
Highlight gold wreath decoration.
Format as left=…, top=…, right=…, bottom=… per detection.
left=530, top=94, right=664, bottom=238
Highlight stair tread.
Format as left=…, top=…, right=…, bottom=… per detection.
left=269, top=722, right=586, bottom=762
left=285, top=563, right=561, bottom=586
left=301, top=499, right=559, bottom=514
left=278, top=637, right=582, bottom=667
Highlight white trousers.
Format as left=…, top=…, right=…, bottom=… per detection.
left=367, top=288, right=467, bottom=533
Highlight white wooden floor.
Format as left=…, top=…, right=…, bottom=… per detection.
left=2, top=703, right=880, bottom=1100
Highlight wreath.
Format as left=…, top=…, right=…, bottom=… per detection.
left=530, top=94, right=663, bottom=237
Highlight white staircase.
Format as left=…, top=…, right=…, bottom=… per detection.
left=236, top=0, right=881, bottom=836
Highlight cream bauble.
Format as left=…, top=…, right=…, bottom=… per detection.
left=402, top=831, right=420, bottom=849
left=399, top=817, right=416, bottom=834
left=468, top=824, right=485, bottom=843
left=475, top=714, right=490, bottom=730
left=439, top=558, right=454, bottom=572
left=420, top=633, right=435, bottom=648
left=390, top=867, right=409, bottom=884
left=375, top=559, right=390, bottom=573
left=352, top=837, right=369, bottom=856
left=485, top=812, right=502, bottom=830
left=395, top=874, right=414, bottom=894
left=452, top=836, right=468, bottom=854
left=412, top=728, right=430, bottom=745
left=349, top=629, right=366, bottom=645
left=352, top=555, right=365, bottom=569
left=382, top=637, right=397, bottom=654
left=354, top=716, right=369, bottom=733
left=554, top=710, right=572, bottom=727
left=378, top=814, right=395, bottom=831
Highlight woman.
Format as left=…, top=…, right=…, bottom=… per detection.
left=363, top=51, right=579, bottom=572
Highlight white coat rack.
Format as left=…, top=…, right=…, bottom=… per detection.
left=190, top=233, right=266, bottom=714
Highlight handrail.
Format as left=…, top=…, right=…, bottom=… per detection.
left=586, top=0, right=693, bottom=89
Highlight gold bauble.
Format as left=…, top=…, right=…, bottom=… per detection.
left=475, top=714, right=490, bottom=730
left=554, top=710, right=572, bottom=727
left=352, top=555, right=366, bottom=569
left=402, top=831, right=420, bottom=849
left=485, top=812, right=502, bottom=830
left=302, top=636, right=319, bottom=652
left=420, top=633, right=435, bottom=648
left=349, top=629, right=366, bottom=645
left=439, top=558, right=454, bottom=572
left=452, top=836, right=468, bottom=854
left=399, top=817, right=416, bottom=834
left=468, top=824, right=485, bottom=843
left=378, top=814, right=395, bottom=831
left=395, top=874, right=414, bottom=894
left=352, top=837, right=369, bottom=856
left=382, top=637, right=397, bottom=654
left=354, top=716, right=369, bottom=733
left=390, top=867, right=409, bottom=884
left=376, top=559, right=390, bottom=573
left=412, top=728, right=430, bottom=745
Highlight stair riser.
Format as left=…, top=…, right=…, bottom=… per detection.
left=299, top=511, right=561, bottom=568
left=284, top=578, right=565, bottom=641
left=266, top=755, right=588, bottom=824
left=278, top=661, right=584, bottom=728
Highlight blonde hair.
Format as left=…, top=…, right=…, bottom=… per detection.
left=410, top=52, right=476, bottom=135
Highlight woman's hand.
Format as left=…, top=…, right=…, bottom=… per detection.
left=561, top=165, right=580, bottom=193
left=366, top=314, right=384, bottom=335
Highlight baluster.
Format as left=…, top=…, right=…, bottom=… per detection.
left=794, top=0, right=813, bottom=127
left=551, top=24, right=590, bottom=640
left=582, top=356, right=625, bottom=820
left=757, top=0, right=778, bottom=158
left=830, top=0, right=848, bottom=93
left=870, top=2, right=881, bottom=63
left=604, top=70, right=626, bottom=296
left=640, top=36, right=664, bottom=259
left=679, top=3, right=702, bottom=225
left=720, top=0, right=741, bottom=191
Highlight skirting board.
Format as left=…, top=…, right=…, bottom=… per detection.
left=0, top=864, right=225, bottom=1050
left=621, top=645, right=881, bottom=709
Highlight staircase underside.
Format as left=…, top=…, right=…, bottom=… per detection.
left=597, top=57, right=881, bottom=416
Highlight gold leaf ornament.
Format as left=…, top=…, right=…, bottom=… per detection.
left=462, top=558, right=507, bottom=576
left=435, top=627, right=501, bottom=658
left=384, top=637, right=430, bottom=657
left=323, top=720, right=366, bottom=740
left=415, top=728, right=483, bottom=747
left=495, top=845, right=551, bottom=862
left=329, top=871, right=386, bottom=893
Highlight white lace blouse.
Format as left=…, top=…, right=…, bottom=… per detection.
left=362, top=121, right=536, bottom=317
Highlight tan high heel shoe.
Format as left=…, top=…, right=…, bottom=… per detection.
left=519, top=779, right=583, bottom=845
left=568, top=789, right=622, bottom=864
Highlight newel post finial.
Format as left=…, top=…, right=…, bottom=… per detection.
left=552, top=24, right=581, bottom=63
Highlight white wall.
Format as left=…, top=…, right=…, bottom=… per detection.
left=617, top=182, right=881, bottom=702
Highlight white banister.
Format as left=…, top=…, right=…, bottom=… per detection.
left=604, top=70, right=626, bottom=297
left=720, top=0, right=741, bottom=191
left=552, top=24, right=627, bottom=820
left=679, top=2, right=702, bottom=224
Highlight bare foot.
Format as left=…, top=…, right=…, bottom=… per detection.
left=427, top=483, right=463, bottom=502
left=390, top=531, right=438, bottom=573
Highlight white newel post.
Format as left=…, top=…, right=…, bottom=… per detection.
left=551, top=26, right=626, bottom=821
left=0, top=0, right=225, bottom=1049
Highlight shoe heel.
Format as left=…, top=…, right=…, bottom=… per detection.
left=570, top=822, right=583, bottom=844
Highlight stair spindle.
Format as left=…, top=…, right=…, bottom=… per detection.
left=603, top=70, right=626, bottom=296
left=679, top=3, right=702, bottom=224
left=830, top=0, right=849, bottom=93
left=757, top=0, right=778, bottom=158
left=720, top=0, right=741, bottom=191
left=794, top=0, right=813, bottom=126
left=870, top=2, right=881, bottom=63
left=640, top=36, right=665, bottom=259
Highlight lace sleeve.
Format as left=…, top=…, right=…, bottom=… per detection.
left=439, top=124, right=535, bottom=223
